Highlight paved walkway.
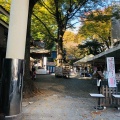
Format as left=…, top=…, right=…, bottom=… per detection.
left=22, top=74, right=120, bottom=120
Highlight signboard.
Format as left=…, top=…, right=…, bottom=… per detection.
left=107, top=57, right=116, bottom=87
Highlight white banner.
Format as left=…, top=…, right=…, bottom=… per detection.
left=107, top=57, right=116, bottom=87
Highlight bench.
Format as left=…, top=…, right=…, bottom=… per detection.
left=90, top=86, right=117, bottom=110
left=112, top=94, right=120, bottom=110
left=89, top=93, right=105, bottom=111
left=90, top=80, right=120, bottom=110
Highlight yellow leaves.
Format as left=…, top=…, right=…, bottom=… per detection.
left=0, top=0, right=11, bottom=11
left=63, top=30, right=76, bottom=43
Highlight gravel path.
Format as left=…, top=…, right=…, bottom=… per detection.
left=22, top=74, right=120, bottom=120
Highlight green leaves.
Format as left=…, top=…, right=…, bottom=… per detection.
left=78, top=39, right=104, bottom=55
left=78, top=7, right=112, bottom=49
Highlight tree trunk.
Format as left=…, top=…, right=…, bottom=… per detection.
left=56, top=27, right=65, bottom=66
left=23, top=0, right=38, bottom=98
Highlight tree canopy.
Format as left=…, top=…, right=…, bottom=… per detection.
left=78, top=7, right=112, bottom=55
left=78, top=6, right=112, bottom=52
left=78, top=39, right=104, bottom=55
left=31, top=0, right=109, bottom=66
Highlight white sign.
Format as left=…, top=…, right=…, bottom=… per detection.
left=107, top=57, right=116, bottom=87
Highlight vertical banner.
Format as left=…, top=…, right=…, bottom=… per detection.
left=107, top=57, right=116, bottom=87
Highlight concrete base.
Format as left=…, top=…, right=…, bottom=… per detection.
left=5, top=113, right=23, bottom=120
left=0, top=58, right=24, bottom=118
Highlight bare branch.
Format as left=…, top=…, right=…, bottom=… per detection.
left=62, top=0, right=88, bottom=30
left=66, top=21, right=80, bottom=29
left=68, top=0, right=89, bottom=20
left=63, top=1, right=75, bottom=29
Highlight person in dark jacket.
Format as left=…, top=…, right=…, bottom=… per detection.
left=31, top=65, right=36, bottom=80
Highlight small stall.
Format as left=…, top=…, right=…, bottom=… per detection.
left=73, top=54, right=94, bottom=77
left=87, top=45, right=120, bottom=107
left=87, top=45, right=120, bottom=84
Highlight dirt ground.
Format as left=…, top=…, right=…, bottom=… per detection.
left=22, top=74, right=120, bottom=120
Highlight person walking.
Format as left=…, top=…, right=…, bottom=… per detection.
left=32, top=65, right=36, bottom=80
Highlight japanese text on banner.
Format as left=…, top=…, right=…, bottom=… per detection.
left=107, top=57, right=116, bottom=87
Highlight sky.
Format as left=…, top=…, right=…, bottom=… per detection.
left=70, top=19, right=81, bottom=34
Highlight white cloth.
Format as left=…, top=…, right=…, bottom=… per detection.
left=97, top=79, right=101, bottom=86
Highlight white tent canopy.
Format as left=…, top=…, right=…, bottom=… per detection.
left=87, top=44, right=120, bottom=64
left=73, top=54, right=94, bottom=66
